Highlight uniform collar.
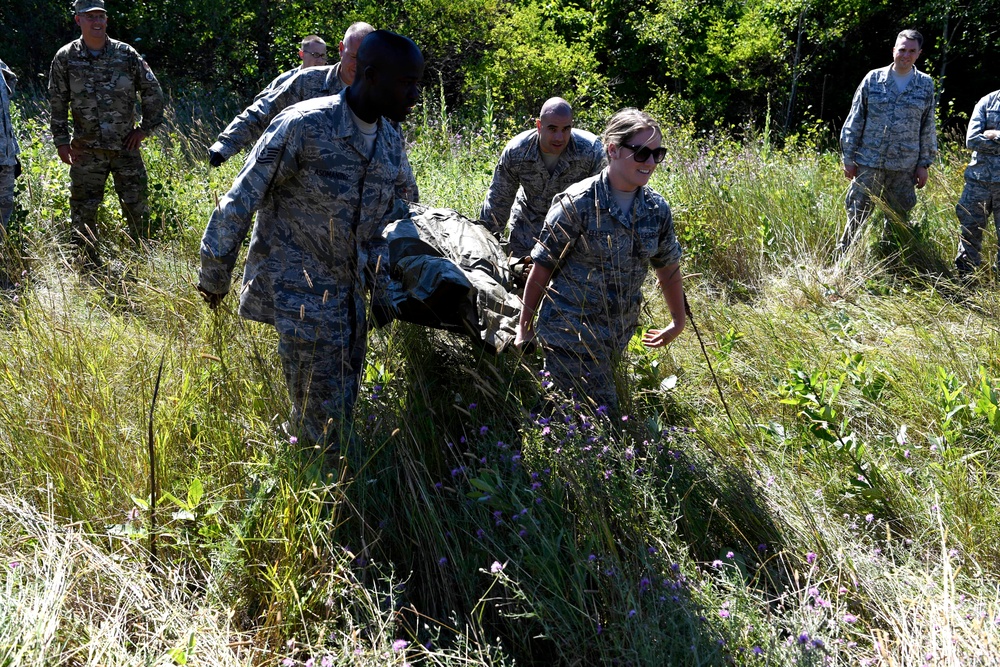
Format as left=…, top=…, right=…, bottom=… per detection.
left=595, top=167, right=655, bottom=226
left=75, top=35, right=110, bottom=58
left=335, top=88, right=391, bottom=161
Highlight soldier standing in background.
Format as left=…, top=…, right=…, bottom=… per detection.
left=0, top=58, right=21, bottom=232
left=256, top=35, right=329, bottom=98
left=48, top=0, right=164, bottom=266
left=954, top=89, right=1000, bottom=281
left=838, top=29, right=937, bottom=254
left=208, top=22, right=375, bottom=168
left=480, top=98, right=605, bottom=267
left=197, top=31, right=424, bottom=458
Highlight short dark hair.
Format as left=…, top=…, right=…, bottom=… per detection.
left=896, top=29, right=923, bottom=49
left=356, top=30, right=421, bottom=73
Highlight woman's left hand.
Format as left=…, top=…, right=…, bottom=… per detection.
left=642, top=323, right=681, bottom=348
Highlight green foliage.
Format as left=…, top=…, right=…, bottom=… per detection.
left=4, top=94, right=1000, bottom=666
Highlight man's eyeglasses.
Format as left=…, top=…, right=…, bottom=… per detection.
left=303, top=50, right=327, bottom=59
left=621, top=142, right=667, bottom=164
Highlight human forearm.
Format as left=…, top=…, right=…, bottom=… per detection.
left=515, top=262, right=553, bottom=346
left=642, top=264, right=685, bottom=348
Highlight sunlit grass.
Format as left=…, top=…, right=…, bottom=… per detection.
left=1, top=94, right=999, bottom=666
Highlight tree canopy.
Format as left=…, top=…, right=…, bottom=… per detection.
left=2, top=0, right=998, bottom=132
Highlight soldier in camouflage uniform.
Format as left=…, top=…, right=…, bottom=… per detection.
left=253, top=35, right=329, bottom=101
left=208, top=22, right=374, bottom=168
left=48, top=0, right=164, bottom=265
left=198, top=31, right=424, bottom=452
left=257, top=35, right=326, bottom=97
left=954, top=89, right=1000, bottom=279
left=0, top=58, right=21, bottom=231
left=480, top=98, right=605, bottom=261
left=838, top=30, right=937, bottom=253
left=516, top=109, right=685, bottom=414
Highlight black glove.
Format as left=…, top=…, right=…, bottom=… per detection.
left=13, top=159, right=21, bottom=179
left=196, top=283, right=227, bottom=309
left=208, top=149, right=225, bottom=168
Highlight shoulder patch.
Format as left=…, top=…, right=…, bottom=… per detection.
left=255, top=145, right=282, bottom=165
left=141, top=60, right=156, bottom=81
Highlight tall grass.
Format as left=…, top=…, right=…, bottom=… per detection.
left=1, top=92, right=999, bottom=666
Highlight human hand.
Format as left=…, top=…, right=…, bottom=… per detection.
left=13, top=159, right=21, bottom=179
left=124, top=129, right=147, bottom=151
left=642, top=323, right=682, bottom=348
left=57, top=144, right=75, bottom=165
left=914, top=166, right=928, bottom=189
left=514, top=322, right=536, bottom=350
left=984, top=130, right=1000, bottom=141
left=197, top=283, right=227, bottom=309
left=843, top=163, right=857, bottom=180
left=208, top=149, right=226, bottom=167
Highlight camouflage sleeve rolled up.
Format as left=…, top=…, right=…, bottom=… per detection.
left=48, top=49, right=72, bottom=147
left=480, top=140, right=521, bottom=235
left=200, top=115, right=301, bottom=294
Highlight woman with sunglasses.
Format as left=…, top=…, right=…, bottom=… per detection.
left=515, top=108, right=685, bottom=415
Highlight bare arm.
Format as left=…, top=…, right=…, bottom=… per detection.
left=515, top=262, right=554, bottom=347
left=642, top=263, right=685, bottom=348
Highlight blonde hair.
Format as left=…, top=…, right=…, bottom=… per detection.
left=601, top=108, right=661, bottom=152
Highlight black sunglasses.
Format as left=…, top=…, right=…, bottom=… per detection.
left=303, top=50, right=328, bottom=59
left=621, top=142, right=667, bottom=164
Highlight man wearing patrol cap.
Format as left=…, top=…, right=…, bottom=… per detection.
left=49, top=0, right=164, bottom=267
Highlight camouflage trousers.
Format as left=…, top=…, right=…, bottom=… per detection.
left=542, top=344, right=621, bottom=416
left=69, top=147, right=149, bottom=263
left=955, top=178, right=1000, bottom=275
left=0, top=163, right=14, bottom=230
left=840, top=166, right=917, bottom=250
left=278, top=311, right=368, bottom=458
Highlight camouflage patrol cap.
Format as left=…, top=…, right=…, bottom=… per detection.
left=74, top=0, right=105, bottom=13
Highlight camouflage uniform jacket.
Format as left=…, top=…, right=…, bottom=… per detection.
left=530, top=168, right=682, bottom=353
left=212, top=62, right=417, bottom=201
left=964, top=90, right=1000, bottom=183
left=0, top=59, right=19, bottom=166
left=258, top=65, right=303, bottom=99
left=840, top=65, right=937, bottom=172
left=199, top=91, right=411, bottom=341
left=213, top=62, right=345, bottom=161
left=480, top=128, right=605, bottom=257
left=48, top=37, right=164, bottom=149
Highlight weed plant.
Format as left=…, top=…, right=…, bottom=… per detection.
left=1, top=93, right=999, bottom=666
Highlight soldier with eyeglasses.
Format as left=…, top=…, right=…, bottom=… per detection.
left=516, top=108, right=685, bottom=415
left=208, top=23, right=375, bottom=169
left=255, top=35, right=329, bottom=99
